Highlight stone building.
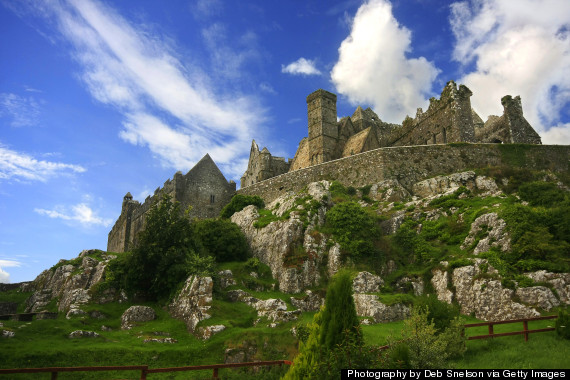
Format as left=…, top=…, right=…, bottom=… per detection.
left=240, top=140, right=291, bottom=188
left=241, top=80, right=542, bottom=186
left=107, top=154, right=236, bottom=253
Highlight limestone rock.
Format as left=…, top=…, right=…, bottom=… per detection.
left=290, top=290, right=324, bottom=312
left=218, top=270, right=236, bottom=289
left=69, top=330, right=100, bottom=339
left=452, top=262, right=539, bottom=320
left=66, top=308, right=87, bottom=319
left=380, top=210, right=406, bottom=235
left=412, top=171, right=499, bottom=199
left=524, top=271, right=570, bottom=304
left=431, top=268, right=454, bottom=304
left=169, top=276, right=213, bottom=332
left=369, top=180, right=411, bottom=202
left=515, top=286, right=560, bottom=311
left=395, top=276, right=424, bottom=296
left=327, top=243, right=342, bottom=278
left=197, top=325, right=226, bottom=340
left=353, top=294, right=410, bottom=323
left=1, top=329, right=15, bottom=338
left=121, top=306, right=156, bottom=330
left=143, top=337, right=177, bottom=344
left=352, top=272, right=384, bottom=293
left=461, top=213, right=511, bottom=255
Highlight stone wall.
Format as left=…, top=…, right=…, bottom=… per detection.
left=107, top=154, right=236, bottom=252
left=238, top=143, right=570, bottom=203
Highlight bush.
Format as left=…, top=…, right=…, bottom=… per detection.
left=220, top=194, right=264, bottom=218
left=414, top=294, right=460, bottom=332
left=193, top=219, right=250, bottom=262
left=518, top=181, right=565, bottom=207
left=325, top=201, right=378, bottom=257
left=555, top=309, right=570, bottom=340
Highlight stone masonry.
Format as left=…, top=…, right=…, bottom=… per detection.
left=241, top=80, right=543, bottom=187
left=107, top=154, right=236, bottom=253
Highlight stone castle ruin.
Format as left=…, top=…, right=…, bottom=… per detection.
left=107, top=154, right=236, bottom=252
left=240, top=80, right=542, bottom=187
left=108, top=80, right=550, bottom=253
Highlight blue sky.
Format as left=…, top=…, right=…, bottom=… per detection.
left=1, top=0, right=569, bottom=283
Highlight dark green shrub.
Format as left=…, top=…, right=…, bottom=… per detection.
left=518, top=181, right=565, bottom=207
left=193, top=219, right=250, bottom=262
left=325, top=201, right=378, bottom=257
left=220, top=194, right=264, bottom=218
left=414, top=294, right=460, bottom=332
left=555, top=309, right=570, bottom=339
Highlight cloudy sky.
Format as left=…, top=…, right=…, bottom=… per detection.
left=1, top=0, right=569, bottom=283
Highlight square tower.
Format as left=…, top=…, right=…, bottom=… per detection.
left=307, top=89, right=338, bottom=165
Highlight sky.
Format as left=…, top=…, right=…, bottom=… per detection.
left=1, top=0, right=569, bottom=283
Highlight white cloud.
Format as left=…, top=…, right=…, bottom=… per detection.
left=330, top=0, right=439, bottom=123
left=0, top=93, right=41, bottom=127
left=0, top=259, right=22, bottom=284
left=18, top=0, right=265, bottom=178
left=0, top=144, right=86, bottom=182
left=450, top=0, right=570, bottom=141
left=35, top=203, right=113, bottom=227
left=282, top=58, right=322, bottom=76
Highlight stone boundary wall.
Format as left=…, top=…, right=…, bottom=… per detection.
left=238, top=144, right=569, bottom=203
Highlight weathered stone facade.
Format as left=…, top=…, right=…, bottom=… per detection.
left=238, top=143, right=569, bottom=204
left=107, top=154, right=236, bottom=253
left=242, top=81, right=543, bottom=187
left=240, top=140, right=291, bottom=188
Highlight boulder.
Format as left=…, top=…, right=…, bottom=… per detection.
left=69, top=330, right=100, bottom=339
left=169, top=276, right=213, bottom=332
left=369, top=180, right=411, bottom=202
left=461, top=213, right=511, bottom=255
left=352, top=272, right=384, bottom=293
left=218, top=270, right=236, bottom=289
left=196, top=325, right=226, bottom=340
left=524, top=271, right=570, bottom=304
left=290, top=290, right=324, bottom=312
left=431, top=268, right=454, bottom=304
left=353, top=294, right=410, bottom=323
left=121, top=306, right=156, bottom=330
left=516, top=286, right=560, bottom=311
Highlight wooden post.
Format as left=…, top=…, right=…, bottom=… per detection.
left=213, top=367, right=219, bottom=379
left=50, top=372, right=58, bottom=380
left=488, top=323, right=494, bottom=338
left=523, top=320, right=529, bottom=342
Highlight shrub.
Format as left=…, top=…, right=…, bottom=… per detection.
left=555, top=309, right=570, bottom=340
left=193, top=219, right=250, bottom=262
left=518, top=181, right=565, bottom=207
left=414, top=294, right=460, bottom=332
left=220, top=194, right=264, bottom=218
left=325, top=201, right=378, bottom=257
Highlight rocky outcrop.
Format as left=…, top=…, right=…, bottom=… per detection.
left=227, top=289, right=300, bottom=325
left=352, top=272, right=383, bottom=293
left=353, top=294, right=410, bottom=323
left=369, top=180, right=411, bottom=202
left=290, top=290, right=324, bottom=312
left=25, top=250, right=118, bottom=313
left=169, top=276, right=213, bottom=332
left=461, top=213, right=511, bottom=255
left=524, top=271, right=570, bottom=304
left=196, top=325, right=226, bottom=340
left=431, top=267, right=453, bottom=304
left=516, top=286, right=559, bottom=311
left=411, top=171, right=499, bottom=198
left=218, top=270, right=236, bottom=289
left=121, top=306, right=156, bottom=330
left=69, top=330, right=100, bottom=338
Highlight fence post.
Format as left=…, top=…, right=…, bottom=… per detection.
left=523, top=320, right=529, bottom=342
left=213, top=367, right=219, bottom=379
left=51, top=372, right=58, bottom=380
left=488, top=323, right=494, bottom=338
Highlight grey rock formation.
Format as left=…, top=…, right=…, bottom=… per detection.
left=121, top=306, right=156, bottom=330
left=69, top=330, right=100, bottom=339
left=370, top=180, right=411, bottom=202
left=515, top=286, right=559, bottom=311
left=196, top=325, right=226, bottom=340
left=524, top=271, right=570, bottom=304
left=353, top=294, right=410, bottom=323
left=169, top=276, right=213, bottom=333
left=461, top=213, right=511, bottom=255
left=218, top=270, right=236, bottom=289
left=352, top=271, right=384, bottom=293
left=290, top=290, right=324, bottom=312
left=431, top=268, right=454, bottom=304
left=412, top=171, right=499, bottom=199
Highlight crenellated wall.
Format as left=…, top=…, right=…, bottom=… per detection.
left=237, top=143, right=570, bottom=204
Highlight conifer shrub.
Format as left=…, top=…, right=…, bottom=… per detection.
left=413, top=294, right=460, bottom=332
left=220, top=194, right=264, bottom=218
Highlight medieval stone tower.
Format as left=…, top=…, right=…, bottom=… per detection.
left=307, top=89, right=338, bottom=165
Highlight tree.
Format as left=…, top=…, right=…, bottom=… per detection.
left=283, top=270, right=365, bottom=380
left=123, top=194, right=205, bottom=301
left=220, top=194, right=264, bottom=219
left=325, top=201, right=378, bottom=257
left=193, top=219, right=250, bottom=262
